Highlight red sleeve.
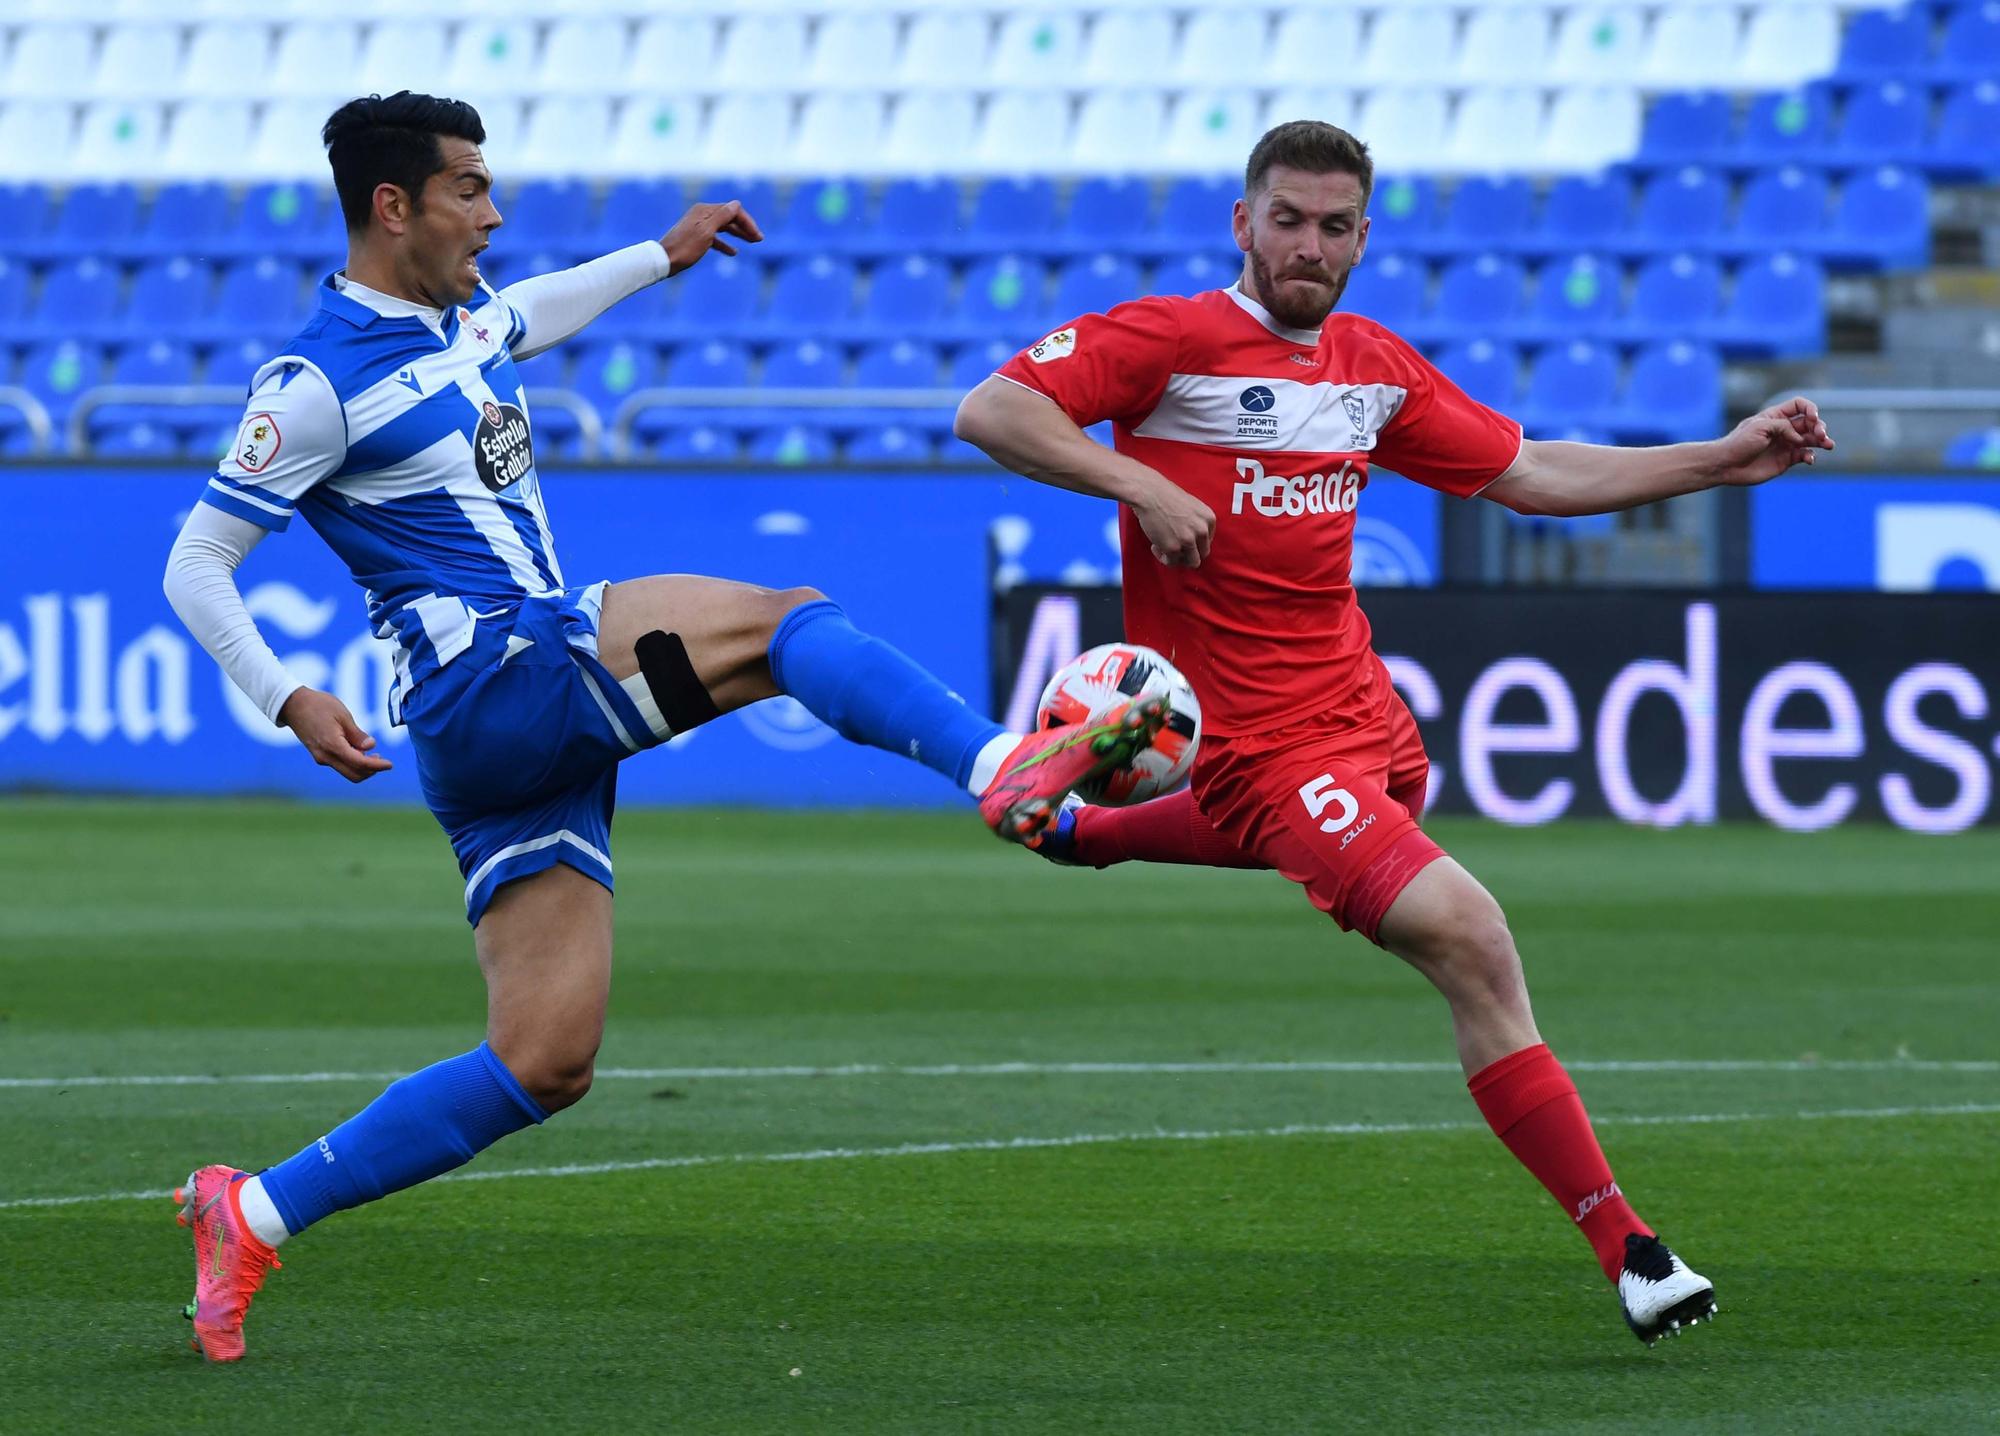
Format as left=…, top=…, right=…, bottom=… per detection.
left=994, top=296, right=1180, bottom=429
left=1369, top=327, right=1524, bottom=499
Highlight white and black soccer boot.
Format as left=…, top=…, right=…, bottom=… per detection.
left=1619, top=1233, right=1717, bottom=1345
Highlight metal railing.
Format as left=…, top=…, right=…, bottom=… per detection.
left=0, top=386, right=54, bottom=454
left=609, top=387, right=963, bottom=459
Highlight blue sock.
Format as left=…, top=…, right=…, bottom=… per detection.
left=258, top=1042, right=547, bottom=1236
left=768, top=599, right=1007, bottom=789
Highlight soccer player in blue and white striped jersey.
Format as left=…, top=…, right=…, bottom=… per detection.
left=161, top=92, right=1170, bottom=1361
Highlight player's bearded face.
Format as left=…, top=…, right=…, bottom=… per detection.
left=1237, top=170, right=1370, bottom=331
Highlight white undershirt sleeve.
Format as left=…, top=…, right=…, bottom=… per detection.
left=500, top=241, right=673, bottom=361
left=163, top=504, right=304, bottom=724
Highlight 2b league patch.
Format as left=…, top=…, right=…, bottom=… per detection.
left=235, top=412, right=281, bottom=472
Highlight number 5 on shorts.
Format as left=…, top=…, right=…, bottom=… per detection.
left=1299, top=773, right=1358, bottom=833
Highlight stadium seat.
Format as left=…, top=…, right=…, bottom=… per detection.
left=1366, top=176, right=1442, bottom=255
left=1081, top=11, right=1175, bottom=85
left=1931, top=81, right=2000, bottom=177
left=883, top=92, right=978, bottom=173
left=1710, top=252, right=1826, bottom=357
left=3, top=24, right=92, bottom=102
left=268, top=23, right=362, bottom=99
left=1549, top=5, right=1648, bottom=83
left=868, top=179, right=961, bottom=255
left=607, top=97, right=703, bottom=174
left=1262, top=88, right=1360, bottom=138
left=125, top=258, right=213, bottom=333
left=91, top=22, right=179, bottom=100
left=89, top=338, right=199, bottom=438
left=95, top=421, right=179, bottom=458
left=1836, top=81, right=1929, bottom=167
left=808, top=12, right=898, bottom=88
left=1632, top=166, right=1730, bottom=255
left=1638, top=93, right=1734, bottom=165
left=49, top=183, right=139, bottom=258
left=231, top=183, right=339, bottom=263
left=958, top=256, right=1046, bottom=337
left=1942, top=425, right=2000, bottom=469
left=18, top=339, right=104, bottom=431
left=161, top=101, right=255, bottom=181
left=568, top=340, right=661, bottom=436
left=1620, top=253, right=1726, bottom=342
left=748, top=424, right=835, bottom=466
left=958, top=178, right=1058, bottom=257
left=1341, top=252, right=1428, bottom=332
left=210, top=257, right=309, bottom=345
left=847, top=424, right=935, bottom=465
left=591, top=180, right=682, bottom=257
left=0, top=256, right=28, bottom=327
left=1643, top=6, right=1742, bottom=87
left=1541, top=87, right=1643, bottom=173
left=516, top=100, right=615, bottom=181
left=31, top=257, right=118, bottom=341
left=1434, top=254, right=1527, bottom=343
left=1936, top=3, right=2000, bottom=83
left=1436, top=177, right=1536, bottom=258
left=990, top=12, right=1084, bottom=88
left=1071, top=93, right=1170, bottom=175
left=1729, top=167, right=1832, bottom=254
left=1533, top=175, right=1631, bottom=256
left=1447, top=90, right=1550, bottom=173
left=1165, top=90, right=1262, bottom=173
left=765, top=258, right=858, bottom=334
left=949, top=338, right=1017, bottom=392
left=131, top=182, right=230, bottom=261
left=651, top=423, right=741, bottom=463
left=1837, top=4, right=1932, bottom=77
left=773, top=179, right=868, bottom=256
left=248, top=102, right=334, bottom=183
left=496, top=181, right=591, bottom=258
left=1613, top=340, right=1723, bottom=444
left=1051, top=255, right=1142, bottom=322
left=670, top=254, right=761, bottom=338
left=1151, top=253, right=1232, bottom=299
left=854, top=340, right=941, bottom=391
left=1152, top=176, right=1238, bottom=254
left=1437, top=339, right=1521, bottom=411
left=702, top=96, right=795, bottom=175
left=975, top=92, right=1075, bottom=174
left=1523, top=253, right=1620, bottom=341
left=792, top=96, right=890, bottom=179
left=1461, top=7, right=1554, bottom=83
left=1737, top=2, right=1840, bottom=88
left=537, top=18, right=625, bottom=95
left=1354, top=88, right=1450, bottom=173
left=895, top=11, right=991, bottom=89
left=1058, top=177, right=1152, bottom=255
left=627, top=16, right=721, bottom=94
left=1820, top=166, right=1930, bottom=270
left=862, top=254, right=952, bottom=336
left=1369, top=6, right=1461, bottom=84
left=1520, top=339, right=1619, bottom=435
left=664, top=338, right=752, bottom=390
left=1180, top=7, right=1277, bottom=86
left=1741, top=88, right=1836, bottom=166
left=355, top=21, right=449, bottom=96
left=0, top=182, right=51, bottom=254
left=180, top=24, right=270, bottom=100
left=587, top=271, right=672, bottom=338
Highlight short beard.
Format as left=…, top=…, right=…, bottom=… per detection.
left=1247, top=250, right=1348, bottom=331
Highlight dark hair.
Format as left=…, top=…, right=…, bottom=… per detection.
left=1245, top=120, right=1374, bottom=209
left=322, top=91, right=486, bottom=233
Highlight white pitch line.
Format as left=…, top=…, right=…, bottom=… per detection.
left=3, top=1101, right=1997, bottom=1213
left=1, top=1057, right=1996, bottom=1091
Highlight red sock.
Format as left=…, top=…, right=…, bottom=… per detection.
left=1069, top=788, right=1267, bottom=869
left=1468, top=1043, right=1652, bottom=1282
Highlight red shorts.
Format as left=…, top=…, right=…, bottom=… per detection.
left=1193, top=657, right=1445, bottom=940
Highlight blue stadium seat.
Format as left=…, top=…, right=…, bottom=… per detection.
left=958, top=256, right=1045, bottom=336
left=1051, top=254, right=1141, bottom=321
left=32, top=258, right=119, bottom=341
left=95, top=420, right=179, bottom=458
left=847, top=424, right=935, bottom=465
left=1838, top=5, right=1932, bottom=76
left=0, top=256, right=28, bottom=328
left=232, top=183, right=338, bottom=261
left=1519, top=339, right=1619, bottom=435
left=1150, top=253, right=1230, bottom=298
left=569, top=338, right=662, bottom=425
left=591, top=179, right=683, bottom=255
left=0, top=183, right=51, bottom=257
left=207, top=336, right=275, bottom=390
left=1819, top=166, right=1930, bottom=270
left=1153, top=176, right=1238, bottom=252
left=1532, top=176, right=1631, bottom=257
left=1741, top=89, right=1835, bottom=165
left=1436, top=177, right=1535, bottom=257
left=1341, top=252, right=1427, bottom=332
left=1522, top=254, right=1619, bottom=341
left=854, top=339, right=941, bottom=390
left=948, top=338, right=1017, bottom=391
left=498, top=180, right=591, bottom=259
left=665, top=339, right=752, bottom=388
left=1943, top=424, right=2000, bottom=468
left=1931, top=80, right=2000, bottom=176
left=1936, top=3, right=2000, bottom=82
left=125, top=258, right=213, bottom=333
left=1613, top=341, right=1722, bottom=443
left=1437, top=339, right=1520, bottom=411
left=1836, top=81, right=1929, bottom=166
left=1433, top=255, right=1526, bottom=343
left=1632, top=167, right=1730, bottom=254
left=87, top=338, right=198, bottom=440
left=1059, top=177, right=1151, bottom=254
left=777, top=179, right=869, bottom=254
left=872, top=178, right=962, bottom=253
left=1729, top=167, right=1831, bottom=254
left=1619, top=253, right=1725, bottom=342
left=695, top=178, right=779, bottom=230
left=589, top=274, right=674, bottom=337
left=49, top=184, right=139, bottom=258
left=762, top=338, right=845, bottom=389
left=1709, top=252, right=1826, bottom=357
left=19, top=339, right=104, bottom=433
left=862, top=254, right=951, bottom=336
left=652, top=423, right=740, bottom=463
left=763, top=256, right=858, bottom=335
left=748, top=423, right=835, bottom=465
left=132, top=183, right=230, bottom=260
left=1638, top=92, right=1733, bottom=164
left=669, top=254, right=760, bottom=337
left=1363, top=175, right=1441, bottom=255
left=955, top=177, right=1057, bottom=256
left=209, top=258, right=308, bottom=345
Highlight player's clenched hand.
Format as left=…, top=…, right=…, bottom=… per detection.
left=661, top=201, right=763, bottom=276
left=1710, top=397, right=1835, bottom=488
left=278, top=688, right=393, bottom=783
left=1131, top=476, right=1216, bottom=568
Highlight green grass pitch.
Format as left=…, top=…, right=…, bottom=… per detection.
left=1, top=798, right=1995, bottom=1433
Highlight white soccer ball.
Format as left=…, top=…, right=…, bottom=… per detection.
left=1035, top=643, right=1201, bottom=806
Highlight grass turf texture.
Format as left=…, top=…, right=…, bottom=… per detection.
left=1, top=799, right=1995, bottom=1433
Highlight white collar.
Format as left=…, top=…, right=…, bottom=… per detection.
left=1226, top=282, right=1323, bottom=346
left=334, top=272, right=449, bottom=331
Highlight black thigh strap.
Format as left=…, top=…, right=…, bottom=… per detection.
left=635, top=629, right=723, bottom=733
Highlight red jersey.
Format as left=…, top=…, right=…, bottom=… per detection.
left=997, top=284, right=1522, bottom=736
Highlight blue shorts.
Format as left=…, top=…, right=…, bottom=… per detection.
left=401, top=582, right=663, bottom=925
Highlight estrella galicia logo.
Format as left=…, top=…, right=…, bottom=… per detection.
left=472, top=398, right=534, bottom=493
left=1239, top=385, right=1276, bottom=412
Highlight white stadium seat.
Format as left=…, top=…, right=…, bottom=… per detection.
left=1549, top=6, right=1649, bottom=84
left=1642, top=4, right=1741, bottom=87
left=355, top=21, right=450, bottom=97
left=267, top=23, right=362, bottom=100
left=1070, top=91, right=1168, bottom=171
left=179, top=24, right=273, bottom=100
left=463, top=98, right=524, bottom=163
left=808, top=14, right=900, bottom=90
left=0, top=101, right=74, bottom=181
left=515, top=98, right=614, bottom=178
left=1354, top=88, right=1451, bottom=173
left=1, top=23, right=92, bottom=101
left=881, top=91, right=976, bottom=173
left=249, top=100, right=334, bottom=179
left=1736, top=2, right=1840, bottom=88
left=1446, top=89, right=1547, bottom=171
left=1457, top=6, right=1553, bottom=82
left=896, top=12, right=992, bottom=90
left=1365, top=6, right=1460, bottom=85
left=1263, top=9, right=1363, bottom=87
left=1163, top=89, right=1262, bottom=173
left=607, top=96, right=704, bottom=175
left=1174, top=8, right=1275, bottom=87
left=627, top=17, right=720, bottom=95
left=445, top=22, right=540, bottom=97
left=974, top=91, right=1073, bottom=174
left=1541, top=85, right=1642, bottom=171
left=537, top=19, right=627, bottom=96
left=792, top=93, right=890, bottom=174
left=990, top=12, right=1084, bottom=88
left=1263, top=88, right=1360, bottom=137
left=72, top=101, right=165, bottom=178
left=714, top=15, right=809, bottom=92
left=702, top=93, right=795, bottom=173
left=162, top=100, right=257, bottom=179
left=92, top=23, right=181, bottom=99
left=1080, top=11, right=1176, bottom=86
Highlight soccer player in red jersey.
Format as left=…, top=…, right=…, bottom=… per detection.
left=954, top=120, right=1835, bottom=1344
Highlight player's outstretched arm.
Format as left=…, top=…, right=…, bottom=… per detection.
left=1485, top=398, right=1835, bottom=518
left=955, top=376, right=1215, bottom=567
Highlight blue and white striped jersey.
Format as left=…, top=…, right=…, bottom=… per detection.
left=197, top=257, right=658, bottom=720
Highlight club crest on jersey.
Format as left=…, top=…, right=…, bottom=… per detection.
left=1236, top=385, right=1279, bottom=440
left=235, top=411, right=280, bottom=472
left=1028, top=327, right=1076, bottom=364
left=473, top=399, right=534, bottom=493
left=1341, top=391, right=1367, bottom=435
left=459, top=308, right=492, bottom=345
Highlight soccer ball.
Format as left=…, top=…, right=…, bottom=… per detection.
left=1035, top=643, right=1201, bottom=805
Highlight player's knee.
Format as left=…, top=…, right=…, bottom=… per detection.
left=513, top=1045, right=599, bottom=1113
left=1397, top=887, right=1522, bottom=999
